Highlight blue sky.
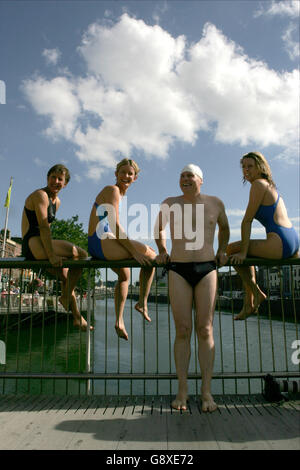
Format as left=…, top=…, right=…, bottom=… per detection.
left=0, top=0, right=299, bottom=260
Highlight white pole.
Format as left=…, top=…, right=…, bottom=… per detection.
left=1, top=205, right=10, bottom=258
left=0, top=177, right=13, bottom=286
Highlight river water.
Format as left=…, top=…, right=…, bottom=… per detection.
left=1, top=298, right=299, bottom=395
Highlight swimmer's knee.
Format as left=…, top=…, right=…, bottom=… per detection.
left=72, top=245, right=88, bottom=259
left=146, top=245, right=156, bottom=259
left=176, top=324, right=192, bottom=340
left=197, top=324, right=213, bottom=340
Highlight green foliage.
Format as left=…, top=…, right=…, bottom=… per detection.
left=51, top=215, right=87, bottom=251
left=50, top=215, right=100, bottom=291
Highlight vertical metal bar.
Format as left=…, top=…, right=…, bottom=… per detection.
left=53, top=273, right=58, bottom=394
left=266, top=266, right=276, bottom=372
left=279, top=266, right=289, bottom=371
left=40, top=274, right=46, bottom=394
left=15, top=269, right=23, bottom=394
left=142, top=267, right=146, bottom=397
left=216, top=268, right=225, bottom=395
left=229, top=266, right=237, bottom=394
left=167, top=271, right=172, bottom=396
left=155, top=268, right=159, bottom=396
left=193, top=302, right=198, bottom=396
left=130, top=267, right=133, bottom=396
left=86, top=268, right=92, bottom=394
left=104, top=267, right=108, bottom=396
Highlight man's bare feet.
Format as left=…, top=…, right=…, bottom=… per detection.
left=115, top=324, right=128, bottom=341
left=201, top=393, right=218, bottom=413
left=135, top=303, right=151, bottom=322
left=171, top=396, right=188, bottom=411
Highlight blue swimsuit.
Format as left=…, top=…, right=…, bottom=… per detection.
left=88, top=203, right=111, bottom=260
left=254, top=193, right=299, bottom=258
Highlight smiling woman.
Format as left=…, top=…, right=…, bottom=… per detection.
left=87, top=158, right=156, bottom=341
left=227, top=151, right=299, bottom=320
left=21, top=164, right=92, bottom=332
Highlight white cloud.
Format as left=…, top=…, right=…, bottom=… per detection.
left=33, top=157, right=48, bottom=167
left=255, top=1, right=300, bottom=18
left=254, top=1, right=300, bottom=62
left=22, top=15, right=299, bottom=179
left=22, top=76, right=80, bottom=140
left=282, top=22, right=300, bottom=60
left=42, top=48, right=62, bottom=66
left=226, top=209, right=245, bottom=217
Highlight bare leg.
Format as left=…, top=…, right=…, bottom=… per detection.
left=195, top=270, right=218, bottom=412
left=102, top=237, right=156, bottom=337
left=227, top=240, right=272, bottom=320
left=233, top=265, right=266, bottom=320
left=111, top=267, right=130, bottom=340
left=29, top=237, right=92, bottom=331
left=169, top=271, right=193, bottom=411
left=135, top=266, right=155, bottom=322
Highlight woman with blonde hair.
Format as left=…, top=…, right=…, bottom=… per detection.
left=88, top=158, right=156, bottom=340
left=227, top=151, right=299, bottom=320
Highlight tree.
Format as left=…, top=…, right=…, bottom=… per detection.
left=51, top=215, right=87, bottom=251
left=50, top=215, right=100, bottom=291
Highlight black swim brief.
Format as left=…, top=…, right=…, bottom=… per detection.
left=164, top=261, right=216, bottom=288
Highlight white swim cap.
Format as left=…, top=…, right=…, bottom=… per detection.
left=181, top=164, right=203, bottom=180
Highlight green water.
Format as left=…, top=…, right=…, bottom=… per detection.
left=0, top=315, right=88, bottom=395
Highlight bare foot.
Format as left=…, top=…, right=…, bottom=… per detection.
left=171, top=394, right=189, bottom=411
left=73, top=315, right=94, bottom=331
left=115, top=324, right=128, bottom=341
left=59, top=295, right=71, bottom=312
left=135, top=303, right=151, bottom=322
left=59, top=296, right=93, bottom=331
left=253, top=288, right=267, bottom=311
left=201, top=393, right=218, bottom=413
left=234, top=306, right=256, bottom=320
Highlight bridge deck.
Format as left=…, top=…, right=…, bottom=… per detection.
left=0, top=394, right=299, bottom=450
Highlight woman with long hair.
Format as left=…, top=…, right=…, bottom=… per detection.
left=227, top=151, right=299, bottom=320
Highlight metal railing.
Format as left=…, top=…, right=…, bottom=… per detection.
left=0, top=257, right=299, bottom=396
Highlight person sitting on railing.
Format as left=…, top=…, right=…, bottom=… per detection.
left=155, top=164, right=229, bottom=413
left=21, top=164, right=92, bottom=331
left=227, top=151, right=299, bottom=320
left=88, top=158, right=156, bottom=341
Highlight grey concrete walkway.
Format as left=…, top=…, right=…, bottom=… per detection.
left=0, top=394, right=299, bottom=450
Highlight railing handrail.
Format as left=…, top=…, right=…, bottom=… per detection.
left=0, top=256, right=299, bottom=268
left=1, top=255, right=299, bottom=396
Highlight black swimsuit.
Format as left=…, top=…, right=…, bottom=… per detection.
left=22, top=193, right=56, bottom=260
left=165, top=261, right=216, bottom=288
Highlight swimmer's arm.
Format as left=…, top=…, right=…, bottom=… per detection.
left=154, top=199, right=171, bottom=263
left=240, top=180, right=267, bottom=255
left=104, top=186, right=140, bottom=256
left=33, top=191, right=61, bottom=266
left=216, top=200, right=230, bottom=266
